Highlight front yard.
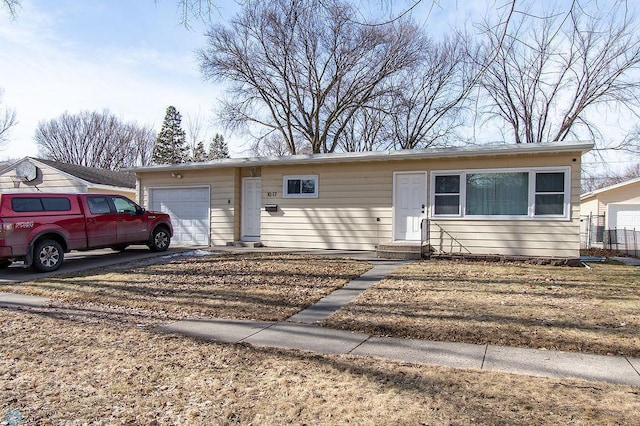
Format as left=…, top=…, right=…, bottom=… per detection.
left=1, top=253, right=639, bottom=424
left=325, top=259, right=640, bottom=357
left=0, top=253, right=372, bottom=326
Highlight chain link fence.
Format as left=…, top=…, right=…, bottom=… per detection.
left=581, top=213, right=640, bottom=256
left=580, top=214, right=605, bottom=249
left=603, top=228, right=640, bottom=256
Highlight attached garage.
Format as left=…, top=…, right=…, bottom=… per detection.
left=131, top=141, right=592, bottom=259
left=149, top=186, right=210, bottom=245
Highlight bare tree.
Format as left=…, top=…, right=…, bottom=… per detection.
left=0, top=88, right=17, bottom=147
left=0, top=0, right=19, bottom=18
left=336, top=97, right=392, bottom=152
left=478, top=1, right=640, bottom=144
left=185, top=111, right=208, bottom=160
left=389, top=32, right=480, bottom=149
left=35, top=110, right=155, bottom=170
left=199, top=0, right=424, bottom=154
left=251, top=133, right=311, bottom=157
left=611, top=123, right=640, bottom=153
left=582, top=161, right=640, bottom=192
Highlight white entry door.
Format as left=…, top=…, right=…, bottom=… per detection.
left=242, top=178, right=262, bottom=241
left=394, top=172, right=427, bottom=241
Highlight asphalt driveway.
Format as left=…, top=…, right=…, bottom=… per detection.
left=0, top=245, right=194, bottom=284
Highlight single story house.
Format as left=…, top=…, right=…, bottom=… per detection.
left=129, top=141, right=593, bottom=259
left=0, top=157, right=136, bottom=198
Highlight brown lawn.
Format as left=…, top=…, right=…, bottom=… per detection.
left=1, top=309, right=638, bottom=425
left=0, top=253, right=371, bottom=326
left=1, top=253, right=639, bottom=423
left=325, top=259, right=640, bottom=356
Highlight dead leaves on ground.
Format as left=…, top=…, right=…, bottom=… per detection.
left=2, top=253, right=371, bottom=326
left=325, top=260, right=640, bottom=357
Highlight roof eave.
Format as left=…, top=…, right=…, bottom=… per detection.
left=580, top=175, right=640, bottom=200
left=126, top=141, right=594, bottom=173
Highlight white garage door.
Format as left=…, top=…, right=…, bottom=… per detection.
left=608, top=204, right=640, bottom=230
left=149, top=187, right=210, bottom=246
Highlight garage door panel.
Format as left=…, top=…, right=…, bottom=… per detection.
left=617, top=211, right=640, bottom=229
left=150, top=187, right=210, bottom=246
left=609, top=204, right=640, bottom=230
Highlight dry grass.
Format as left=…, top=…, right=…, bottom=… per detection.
left=1, top=309, right=639, bottom=425
left=325, top=259, right=640, bottom=356
left=1, top=253, right=640, bottom=423
left=1, top=253, right=371, bottom=325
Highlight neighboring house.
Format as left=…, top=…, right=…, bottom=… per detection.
left=580, top=177, right=640, bottom=251
left=0, top=157, right=136, bottom=199
left=129, top=141, right=593, bottom=259
left=581, top=177, right=640, bottom=231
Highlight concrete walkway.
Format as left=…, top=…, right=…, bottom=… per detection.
left=155, top=260, right=640, bottom=387
left=2, top=259, right=640, bottom=387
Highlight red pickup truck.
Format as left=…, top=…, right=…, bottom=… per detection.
left=0, top=193, right=173, bottom=272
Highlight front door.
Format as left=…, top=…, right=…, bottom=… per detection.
left=394, top=172, right=427, bottom=241
left=242, top=178, right=262, bottom=241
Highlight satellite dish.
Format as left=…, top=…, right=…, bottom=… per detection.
left=15, top=161, right=37, bottom=182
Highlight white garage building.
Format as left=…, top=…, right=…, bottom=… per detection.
left=581, top=177, right=640, bottom=231
left=581, top=177, right=640, bottom=250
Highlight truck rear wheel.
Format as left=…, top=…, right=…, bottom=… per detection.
left=149, top=227, right=170, bottom=252
left=33, top=239, right=64, bottom=273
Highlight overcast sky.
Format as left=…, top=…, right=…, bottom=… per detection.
left=0, top=0, right=632, bottom=174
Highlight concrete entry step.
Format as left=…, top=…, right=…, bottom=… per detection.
left=376, top=243, right=426, bottom=260
left=227, top=241, right=264, bottom=248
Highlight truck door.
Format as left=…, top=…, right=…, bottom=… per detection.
left=109, top=196, right=149, bottom=243
left=85, top=196, right=118, bottom=247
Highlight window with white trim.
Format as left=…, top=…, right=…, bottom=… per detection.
left=534, top=172, right=565, bottom=215
left=283, top=175, right=318, bottom=198
left=430, top=167, right=570, bottom=220
left=434, top=175, right=461, bottom=215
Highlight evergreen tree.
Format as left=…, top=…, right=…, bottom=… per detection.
left=191, top=141, right=208, bottom=162
left=208, top=133, right=230, bottom=159
left=152, top=106, right=189, bottom=164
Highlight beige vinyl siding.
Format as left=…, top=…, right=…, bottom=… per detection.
left=428, top=221, right=579, bottom=257
left=137, top=168, right=236, bottom=245
left=579, top=197, right=601, bottom=218
left=261, top=207, right=392, bottom=250
left=0, top=162, right=85, bottom=193
left=260, top=163, right=393, bottom=250
left=428, top=156, right=582, bottom=258
left=597, top=183, right=640, bottom=208
left=259, top=152, right=582, bottom=256
left=86, top=187, right=136, bottom=199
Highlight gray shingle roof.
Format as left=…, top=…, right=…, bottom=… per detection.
left=34, top=158, right=136, bottom=188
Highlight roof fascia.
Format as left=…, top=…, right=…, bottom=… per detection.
left=127, top=141, right=594, bottom=173
left=580, top=176, right=640, bottom=200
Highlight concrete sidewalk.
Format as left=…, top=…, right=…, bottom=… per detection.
left=155, top=260, right=640, bottom=387
left=156, top=318, right=640, bottom=387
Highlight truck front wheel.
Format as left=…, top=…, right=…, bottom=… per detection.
left=149, top=227, right=170, bottom=252
left=33, top=239, right=64, bottom=272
